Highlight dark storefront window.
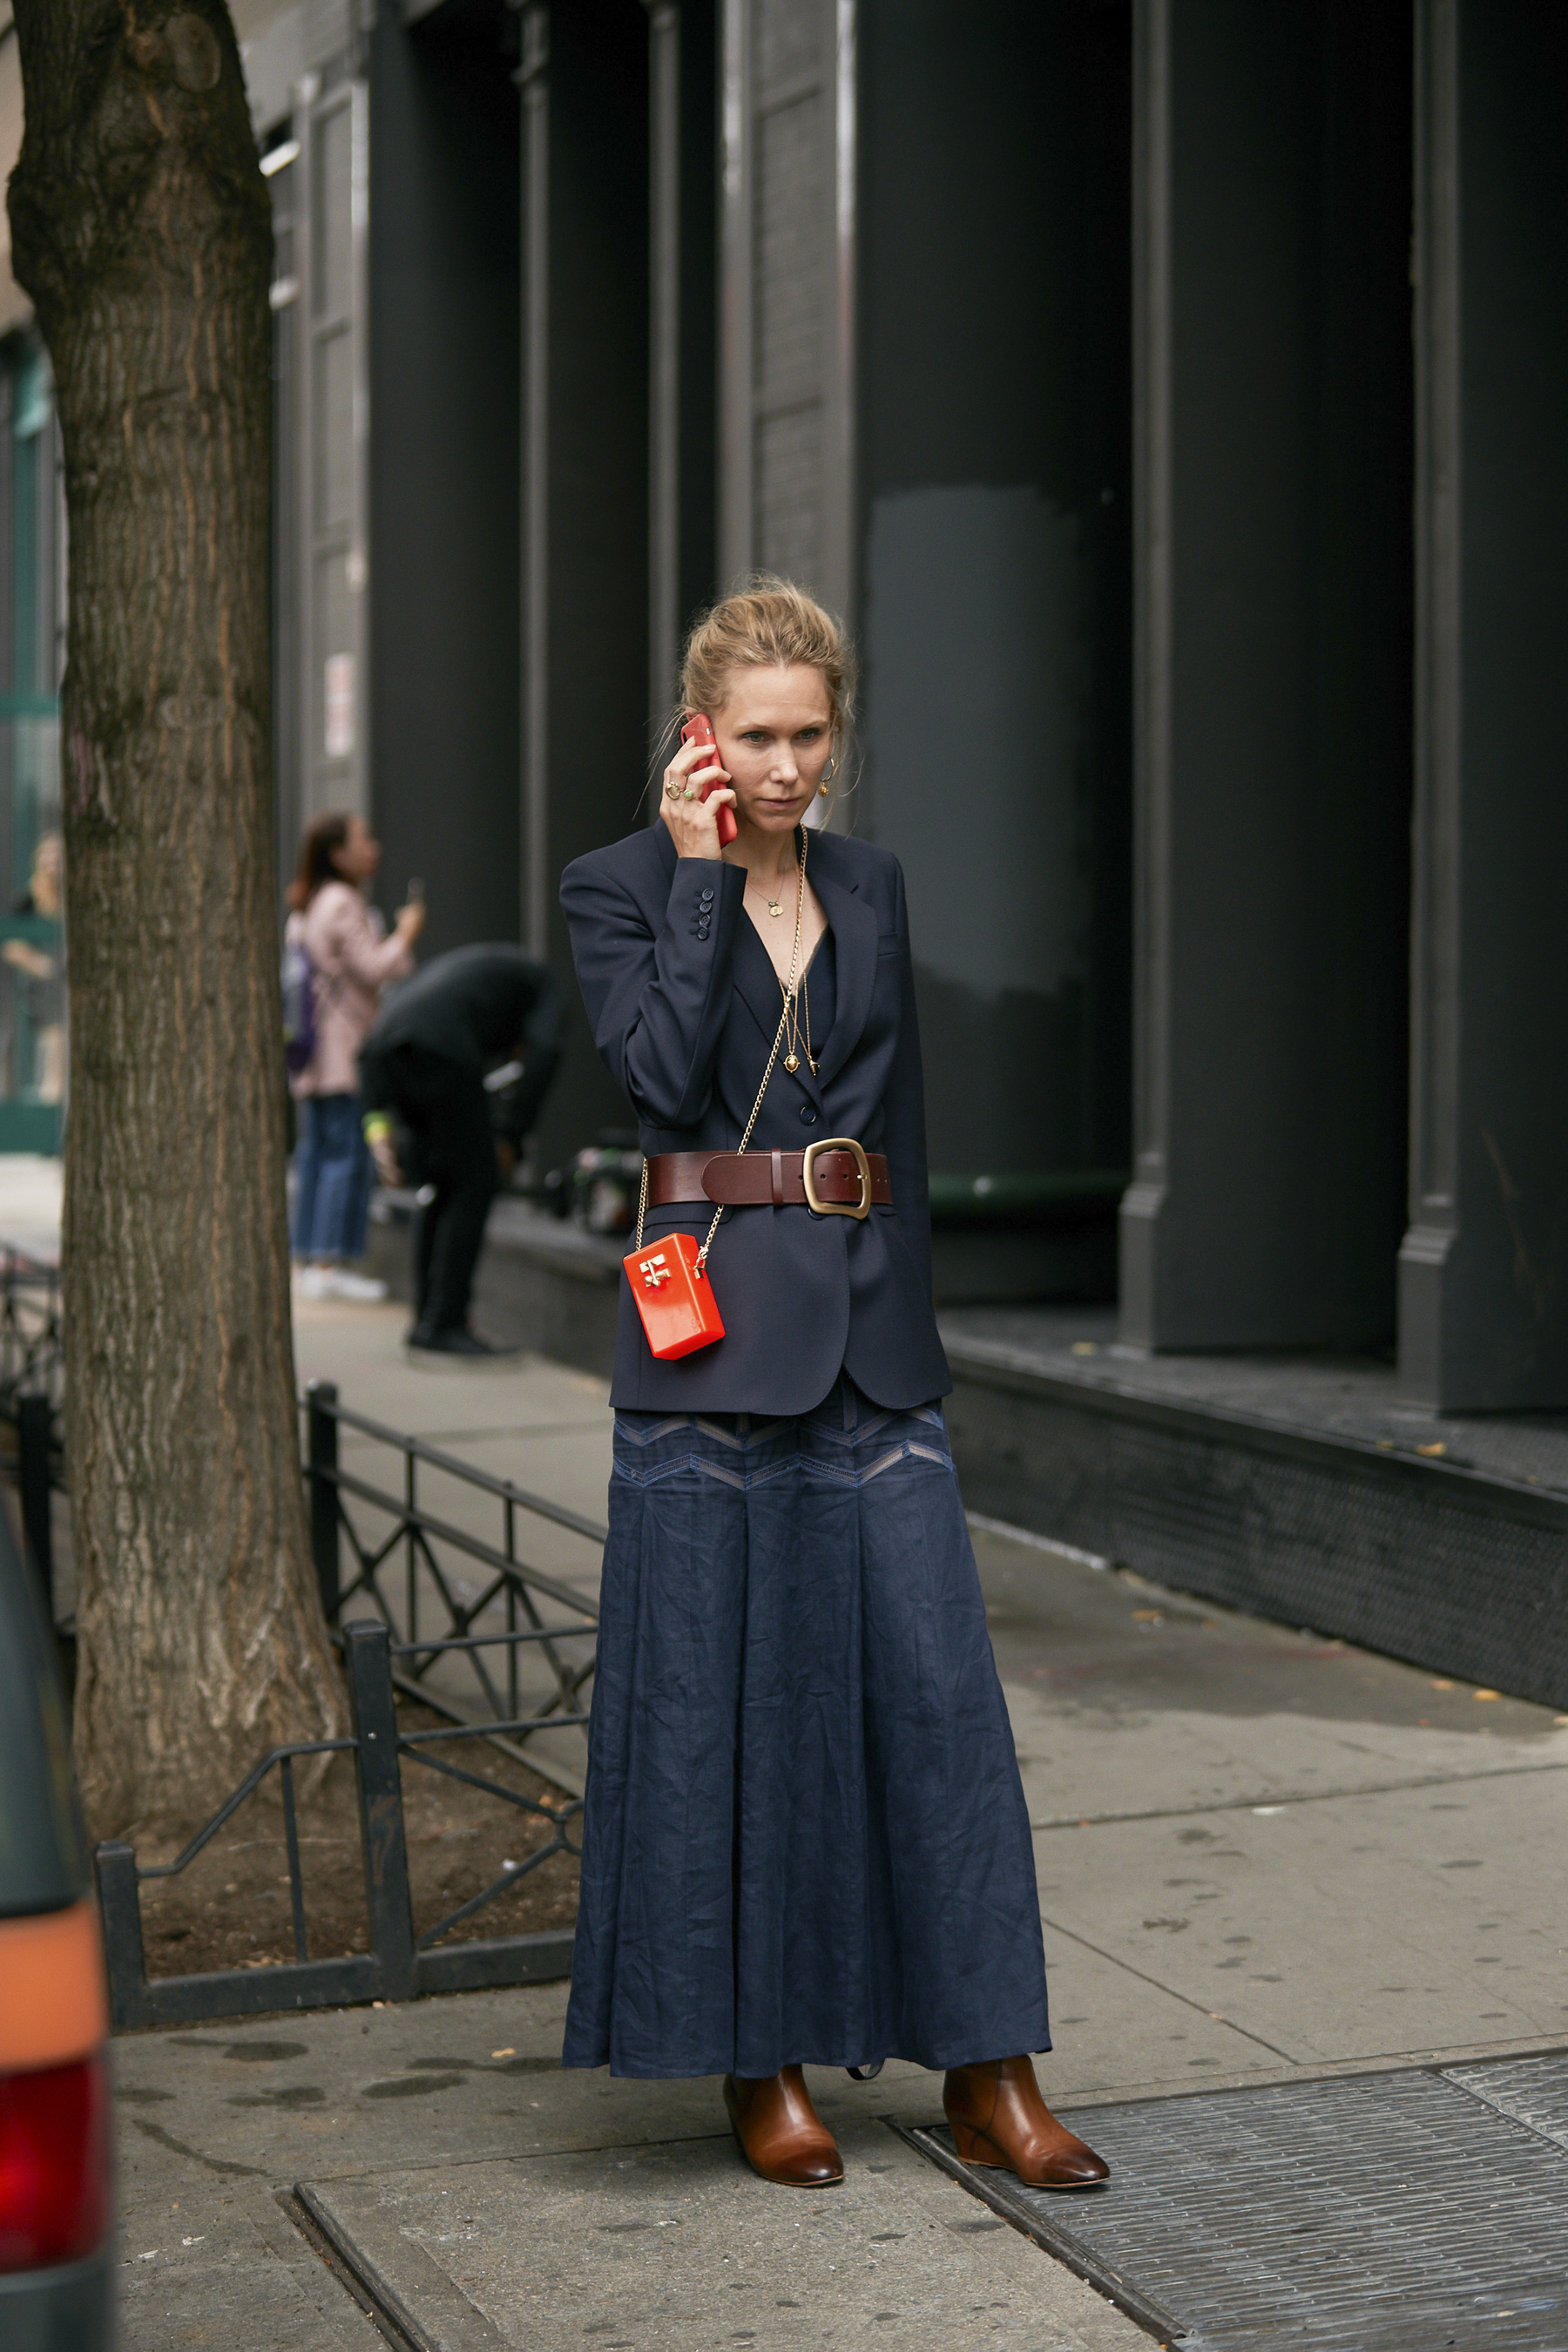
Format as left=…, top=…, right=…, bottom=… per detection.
left=0, top=335, right=64, bottom=1152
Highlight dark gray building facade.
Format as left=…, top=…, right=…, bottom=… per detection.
left=248, top=0, right=1568, bottom=1416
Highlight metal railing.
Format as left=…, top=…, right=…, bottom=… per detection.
left=0, top=1240, right=62, bottom=1410
left=303, top=1379, right=601, bottom=1757
left=94, top=1380, right=606, bottom=2029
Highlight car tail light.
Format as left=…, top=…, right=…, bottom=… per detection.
left=0, top=2052, right=111, bottom=2273
left=0, top=1896, right=112, bottom=2273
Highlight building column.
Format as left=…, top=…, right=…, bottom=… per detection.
left=645, top=1, right=681, bottom=731
left=366, top=1, right=522, bottom=958
left=1399, top=0, right=1568, bottom=1408
left=719, top=0, right=855, bottom=620
left=525, top=0, right=652, bottom=1173
left=1121, top=0, right=1414, bottom=1353
left=518, top=2, right=550, bottom=957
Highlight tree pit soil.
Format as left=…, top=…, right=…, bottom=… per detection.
left=132, top=1698, right=578, bottom=1984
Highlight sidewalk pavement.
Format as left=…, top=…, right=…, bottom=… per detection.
left=3, top=1163, right=1565, bottom=2345
left=0, top=1149, right=64, bottom=1260
left=121, top=1292, right=1568, bottom=2349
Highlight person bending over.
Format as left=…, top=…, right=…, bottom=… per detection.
left=359, top=943, right=564, bottom=1355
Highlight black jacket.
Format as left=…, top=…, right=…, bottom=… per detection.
left=559, top=823, right=951, bottom=1414
left=359, top=944, right=564, bottom=1141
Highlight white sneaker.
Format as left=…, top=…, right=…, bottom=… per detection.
left=330, top=1269, right=389, bottom=1303
left=294, top=1265, right=335, bottom=1301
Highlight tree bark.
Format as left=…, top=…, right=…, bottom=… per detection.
left=8, top=2, right=341, bottom=1835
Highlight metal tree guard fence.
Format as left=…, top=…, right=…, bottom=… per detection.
left=94, top=1380, right=605, bottom=2029
left=0, top=1241, right=62, bottom=1407
left=302, top=1381, right=603, bottom=1748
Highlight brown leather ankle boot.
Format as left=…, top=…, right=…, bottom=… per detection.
left=723, top=2066, right=844, bottom=2186
left=943, top=2057, right=1109, bottom=2188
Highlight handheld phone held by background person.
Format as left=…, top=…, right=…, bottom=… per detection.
left=679, top=715, right=737, bottom=846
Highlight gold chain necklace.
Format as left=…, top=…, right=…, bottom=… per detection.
left=781, top=967, right=816, bottom=1076
left=775, top=837, right=815, bottom=1075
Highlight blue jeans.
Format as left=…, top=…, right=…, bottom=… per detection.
left=292, top=1092, right=373, bottom=1262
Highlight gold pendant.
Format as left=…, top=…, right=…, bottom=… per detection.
left=767, top=899, right=783, bottom=916
left=784, top=1053, right=800, bottom=1073
left=809, top=1058, right=819, bottom=1075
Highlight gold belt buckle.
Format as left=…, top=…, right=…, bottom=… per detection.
left=802, top=1138, right=872, bottom=1220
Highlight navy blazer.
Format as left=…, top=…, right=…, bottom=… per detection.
left=559, top=821, right=952, bottom=1415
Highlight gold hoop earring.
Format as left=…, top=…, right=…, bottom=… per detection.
left=819, top=782, right=829, bottom=797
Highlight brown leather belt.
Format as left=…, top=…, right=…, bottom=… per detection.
left=645, top=1142, right=890, bottom=1219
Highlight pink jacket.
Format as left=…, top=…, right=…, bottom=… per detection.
left=287, top=880, right=414, bottom=1098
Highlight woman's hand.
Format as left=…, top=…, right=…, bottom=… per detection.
left=369, top=1134, right=403, bottom=1188
left=658, top=733, right=735, bottom=860
left=395, top=897, right=427, bottom=945
left=364, top=1116, right=403, bottom=1189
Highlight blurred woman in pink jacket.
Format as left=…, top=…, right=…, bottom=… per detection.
left=286, top=813, right=425, bottom=1299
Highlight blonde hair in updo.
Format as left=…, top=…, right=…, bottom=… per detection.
left=675, top=577, right=857, bottom=815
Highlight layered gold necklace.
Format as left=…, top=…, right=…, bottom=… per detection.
left=781, top=971, right=816, bottom=1077
left=775, top=836, right=816, bottom=1076
left=741, top=836, right=815, bottom=1073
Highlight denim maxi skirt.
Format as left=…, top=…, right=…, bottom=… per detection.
left=562, top=1375, right=1051, bottom=2078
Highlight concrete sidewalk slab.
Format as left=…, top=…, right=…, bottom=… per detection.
left=1033, top=1765, right=1568, bottom=2070
left=0, top=1150, right=62, bottom=1261
left=970, top=1521, right=1568, bottom=2096
left=1006, top=1676, right=1568, bottom=1826
left=1028, top=1922, right=1281, bottom=2092
left=115, top=2178, right=385, bottom=2352
left=293, top=1301, right=613, bottom=1607
left=113, top=1987, right=953, bottom=2185
left=299, top=2120, right=1146, bottom=2352
left=112, top=1991, right=1144, bottom=2351
left=293, top=1302, right=612, bottom=1450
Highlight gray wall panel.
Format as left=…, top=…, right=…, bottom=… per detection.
left=721, top=0, right=851, bottom=616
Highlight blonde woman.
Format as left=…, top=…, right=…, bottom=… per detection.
left=558, top=584, right=1106, bottom=2193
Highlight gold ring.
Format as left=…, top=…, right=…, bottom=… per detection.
left=665, top=779, right=682, bottom=799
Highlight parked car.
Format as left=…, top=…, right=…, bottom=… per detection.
left=0, top=1489, right=112, bottom=2349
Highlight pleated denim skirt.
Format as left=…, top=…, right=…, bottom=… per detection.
left=562, top=1374, right=1051, bottom=2078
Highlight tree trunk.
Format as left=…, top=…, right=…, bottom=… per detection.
left=8, top=2, right=341, bottom=1835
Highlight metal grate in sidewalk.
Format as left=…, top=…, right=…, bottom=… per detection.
left=902, top=2053, right=1568, bottom=2349
left=1446, top=2051, right=1568, bottom=2155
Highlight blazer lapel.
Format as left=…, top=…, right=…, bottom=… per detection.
left=690, top=830, right=875, bottom=1110
left=730, top=912, right=791, bottom=1057
left=809, top=848, right=878, bottom=1090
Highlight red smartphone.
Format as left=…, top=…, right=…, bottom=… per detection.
left=679, top=714, right=737, bottom=845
